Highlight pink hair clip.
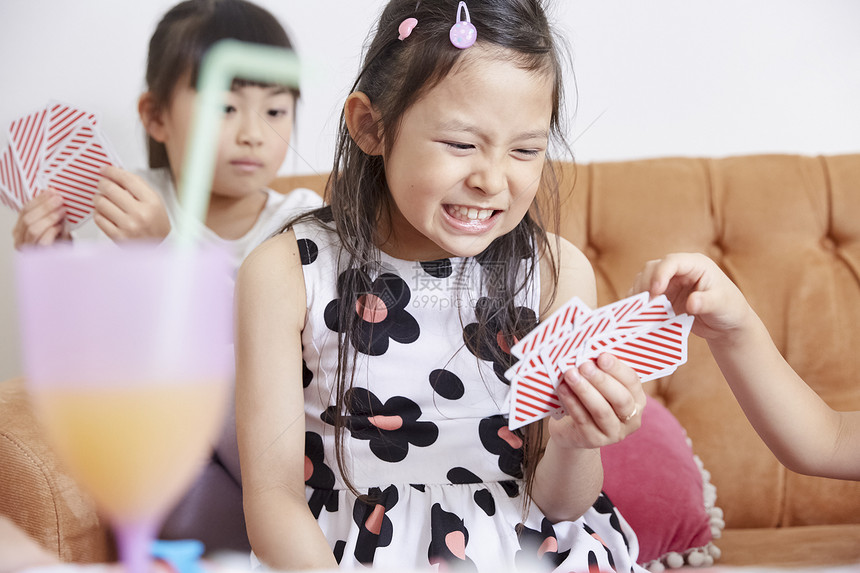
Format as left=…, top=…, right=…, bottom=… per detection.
left=449, top=1, right=476, bottom=49
left=398, top=17, right=418, bottom=40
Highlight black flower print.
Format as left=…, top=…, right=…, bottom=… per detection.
left=478, top=415, right=524, bottom=479
left=324, top=268, right=420, bottom=356
left=473, top=488, right=495, bottom=516
left=447, top=467, right=482, bottom=484
left=428, top=503, right=477, bottom=572
left=352, top=485, right=398, bottom=564
left=474, top=236, right=532, bottom=269
left=463, top=297, right=537, bottom=384
left=302, top=358, right=313, bottom=388
left=515, top=518, right=570, bottom=570
left=321, top=388, right=438, bottom=463
left=304, top=432, right=338, bottom=518
left=420, top=258, right=453, bottom=278
left=333, top=540, right=346, bottom=564
left=297, top=238, right=318, bottom=265
left=500, top=480, right=520, bottom=498
left=583, top=523, right=617, bottom=572
left=592, top=492, right=630, bottom=553
left=429, top=369, right=465, bottom=400
left=587, top=550, right=601, bottom=573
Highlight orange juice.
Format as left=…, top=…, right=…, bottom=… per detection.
left=31, top=380, right=227, bottom=521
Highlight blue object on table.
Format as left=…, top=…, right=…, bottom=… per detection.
left=151, top=539, right=205, bottom=573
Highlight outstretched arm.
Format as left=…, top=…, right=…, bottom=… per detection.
left=633, top=252, right=860, bottom=480
left=235, top=230, right=338, bottom=570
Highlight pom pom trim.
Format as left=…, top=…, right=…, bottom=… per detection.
left=642, top=438, right=725, bottom=571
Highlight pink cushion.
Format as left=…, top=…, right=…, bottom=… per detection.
left=602, top=396, right=716, bottom=565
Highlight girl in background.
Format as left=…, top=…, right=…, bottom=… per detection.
left=15, top=0, right=322, bottom=553
left=235, top=0, right=647, bottom=570
left=12, top=0, right=320, bottom=271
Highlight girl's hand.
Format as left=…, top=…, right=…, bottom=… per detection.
left=632, top=252, right=753, bottom=341
left=94, top=165, right=171, bottom=242
left=12, top=188, right=69, bottom=249
left=550, top=352, right=645, bottom=448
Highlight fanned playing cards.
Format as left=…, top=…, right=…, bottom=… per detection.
left=506, top=292, right=694, bottom=430
left=0, top=101, right=122, bottom=227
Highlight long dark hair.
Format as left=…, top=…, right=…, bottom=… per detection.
left=291, top=0, right=571, bottom=505
left=143, top=0, right=299, bottom=169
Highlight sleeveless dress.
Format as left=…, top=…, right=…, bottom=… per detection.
left=294, top=216, right=646, bottom=572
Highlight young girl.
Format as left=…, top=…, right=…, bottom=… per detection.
left=12, top=0, right=321, bottom=270
left=235, top=0, right=648, bottom=570
left=633, top=252, right=860, bottom=481
left=15, top=0, right=322, bottom=553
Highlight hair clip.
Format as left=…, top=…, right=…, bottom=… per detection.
left=398, top=17, right=418, bottom=41
left=449, top=1, right=476, bottom=49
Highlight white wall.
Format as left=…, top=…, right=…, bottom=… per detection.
left=1, top=0, right=858, bottom=380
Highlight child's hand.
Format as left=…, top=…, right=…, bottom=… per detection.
left=632, top=252, right=753, bottom=341
left=12, top=188, right=69, bottom=249
left=94, top=165, right=171, bottom=242
left=550, top=352, right=645, bottom=448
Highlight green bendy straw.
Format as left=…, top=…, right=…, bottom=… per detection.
left=174, top=39, right=300, bottom=244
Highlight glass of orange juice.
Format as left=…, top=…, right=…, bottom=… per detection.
left=15, top=241, right=233, bottom=573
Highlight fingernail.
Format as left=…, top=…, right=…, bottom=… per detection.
left=597, top=353, right=615, bottom=368
left=564, top=368, right=581, bottom=386
left=580, top=360, right=597, bottom=376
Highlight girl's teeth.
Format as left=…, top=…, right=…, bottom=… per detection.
left=450, top=205, right=493, bottom=221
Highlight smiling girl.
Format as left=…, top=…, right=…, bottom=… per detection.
left=235, top=0, right=647, bottom=570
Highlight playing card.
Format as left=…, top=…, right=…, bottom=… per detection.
left=0, top=101, right=121, bottom=224
left=7, top=106, right=48, bottom=199
left=43, top=122, right=120, bottom=227
left=0, top=145, right=26, bottom=210
left=45, top=100, right=99, bottom=164
left=613, top=293, right=675, bottom=330
left=42, top=118, right=98, bottom=178
left=579, top=315, right=694, bottom=382
left=505, top=292, right=694, bottom=430
left=510, top=297, right=589, bottom=359
left=547, top=306, right=617, bottom=379
left=507, top=352, right=563, bottom=431
left=554, top=321, right=645, bottom=377
left=600, top=291, right=649, bottom=326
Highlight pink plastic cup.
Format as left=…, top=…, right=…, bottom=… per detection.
left=15, top=241, right=234, bottom=573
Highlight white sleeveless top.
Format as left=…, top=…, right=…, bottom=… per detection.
left=292, top=215, right=645, bottom=572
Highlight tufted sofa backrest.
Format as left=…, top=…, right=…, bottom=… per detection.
left=553, top=154, right=860, bottom=528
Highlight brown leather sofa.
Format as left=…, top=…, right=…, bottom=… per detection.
left=1, top=153, right=859, bottom=568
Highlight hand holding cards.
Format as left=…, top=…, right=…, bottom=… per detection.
left=0, top=101, right=122, bottom=227
left=506, top=292, right=694, bottom=430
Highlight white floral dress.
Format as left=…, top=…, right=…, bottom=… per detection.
left=293, top=214, right=646, bottom=572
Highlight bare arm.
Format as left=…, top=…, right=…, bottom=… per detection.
left=635, top=252, right=860, bottom=480
left=530, top=235, right=645, bottom=522
left=708, top=311, right=860, bottom=479
left=0, top=516, right=58, bottom=573
left=235, top=231, right=338, bottom=569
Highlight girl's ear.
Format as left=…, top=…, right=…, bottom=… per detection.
left=138, top=92, right=167, bottom=143
left=344, top=92, right=383, bottom=155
